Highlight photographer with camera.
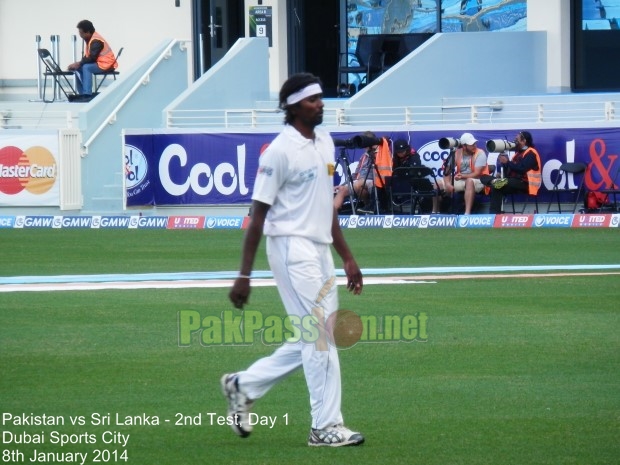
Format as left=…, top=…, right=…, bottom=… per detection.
left=333, top=131, right=388, bottom=214
left=436, top=132, right=489, bottom=215
left=483, top=131, right=542, bottom=214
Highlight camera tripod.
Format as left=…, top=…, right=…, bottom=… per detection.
left=335, top=146, right=387, bottom=215
left=335, top=146, right=359, bottom=214
left=442, top=147, right=458, bottom=214
left=356, top=147, right=387, bottom=215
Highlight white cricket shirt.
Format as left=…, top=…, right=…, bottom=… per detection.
left=252, top=125, right=335, bottom=244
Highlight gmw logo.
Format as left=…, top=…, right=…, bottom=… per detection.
left=0, top=145, right=57, bottom=195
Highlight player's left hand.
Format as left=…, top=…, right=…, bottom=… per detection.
left=344, top=260, right=363, bottom=295
left=229, top=278, right=251, bottom=309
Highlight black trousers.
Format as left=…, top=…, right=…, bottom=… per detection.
left=481, top=176, right=529, bottom=213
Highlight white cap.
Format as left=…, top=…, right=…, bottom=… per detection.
left=460, top=133, right=477, bottom=146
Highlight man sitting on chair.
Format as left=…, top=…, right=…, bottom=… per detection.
left=483, top=131, right=542, bottom=214
left=67, top=19, right=117, bottom=99
left=436, top=132, right=488, bottom=215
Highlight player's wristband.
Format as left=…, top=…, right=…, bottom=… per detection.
left=237, top=274, right=251, bottom=279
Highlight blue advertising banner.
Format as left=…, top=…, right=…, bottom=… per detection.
left=124, top=133, right=276, bottom=206
left=3, top=214, right=620, bottom=229
left=124, top=128, right=620, bottom=207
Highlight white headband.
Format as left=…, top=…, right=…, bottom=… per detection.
left=286, top=83, right=323, bottom=105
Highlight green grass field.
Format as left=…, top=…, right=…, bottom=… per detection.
left=1, top=228, right=619, bottom=465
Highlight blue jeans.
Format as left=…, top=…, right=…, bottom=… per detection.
left=74, top=62, right=100, bottom=95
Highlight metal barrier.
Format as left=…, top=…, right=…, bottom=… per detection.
left=165, top=99, right=619, bottom=129
left=31, top=35, right=44, bottom=102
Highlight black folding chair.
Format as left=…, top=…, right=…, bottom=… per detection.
left=508, top=191, right=540, bottom=214
left=546, top=162, right=587, bottom=213
left=409, top=166, right=440, bottom=214
left=386, top=169, right=414, bottom=214
left=599, top=166, right=620, bottom=212
left=37, top=48, right=79, bottom=102
left=93, top=47, right=123, bottom=93
left=388, top=166, right=438, bottom=214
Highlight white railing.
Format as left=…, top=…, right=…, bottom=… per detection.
left=2, top=94, right=617, bottom=131
left=165, top=98, right=620, bottom=129
left=0, top=109, right=75, bottom=129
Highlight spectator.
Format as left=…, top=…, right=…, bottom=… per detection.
left=67, top=20, right=117, bottom=99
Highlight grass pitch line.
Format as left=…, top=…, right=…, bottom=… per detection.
left=0, top=277, right=436, bottom=293
left=1, top=268, right=619, bottom=293
left=1, top=264, right=619, bottom=286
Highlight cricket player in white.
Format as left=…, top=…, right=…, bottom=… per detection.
left=223, top=73, right=365, bottom=447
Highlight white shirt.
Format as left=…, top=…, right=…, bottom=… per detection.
left=252, top=125, right=335, bottom=244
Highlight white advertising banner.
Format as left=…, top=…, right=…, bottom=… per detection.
left=0, top=133, right=60, bottom=206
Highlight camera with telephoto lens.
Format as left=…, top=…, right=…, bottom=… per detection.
left=438, top=137, right=461, bottom=150
left=486, top=139, right=517, bottom=152
left=333, top=134, right=383, bottom=149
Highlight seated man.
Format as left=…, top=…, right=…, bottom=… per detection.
left=436, top=132, right=488, bottom=215
left=482, top=131, right=542, bottom=214
left=67, top=19, right=117, bottom=99
left=392, top=139, right=440, bottom=214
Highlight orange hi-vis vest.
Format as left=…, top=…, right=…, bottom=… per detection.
left=512, top=147, right=542, bottom=195
left=373, top=137, right=392, bottom=188
left=86, top=32, right=117, bottom=70
left=455, top=147, right=490, bottom=193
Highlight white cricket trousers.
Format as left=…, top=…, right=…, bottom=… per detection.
left=238, top=235, right=344, bottom=430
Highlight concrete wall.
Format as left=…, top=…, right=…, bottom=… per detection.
left=346, top=31, right=547, bottom=110
left=0, top=0, right=572, bottom=96
left=528, top=0, right=571, bottom=93
left=165, top=38, right=270, bottom=113
left=80, top=40, right=190, bottom=213
left=0, top=0, right=192, bottom=82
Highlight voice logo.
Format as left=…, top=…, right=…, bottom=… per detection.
left=458, top=215, right=494, bottom=228
left=533, top=214, right=572, bottom=228
left=205, top=217, right=243, bottom=229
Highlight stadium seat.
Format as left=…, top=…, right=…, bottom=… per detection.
left=546, top=162, right=587, bottom=213
left=93, top=47, right=123, bottom=93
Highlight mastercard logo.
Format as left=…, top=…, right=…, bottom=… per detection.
left=0, top=145, right=57, bottom=195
